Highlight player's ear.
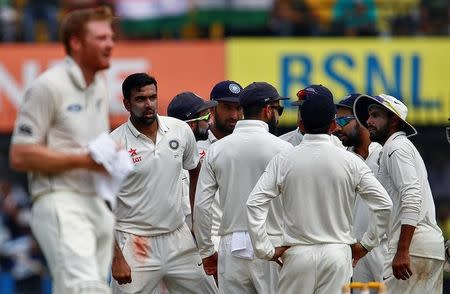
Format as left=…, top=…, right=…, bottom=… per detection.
left=299, top=120, right=306, bottom=133
left=123, top=98, right=131, bottom=112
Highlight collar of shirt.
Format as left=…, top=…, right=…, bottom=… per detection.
left=383, top=131, right=406, bottom=148
left=65, top=56, right=101, bottom=90
left=126, top=115, right=169, bottom=138
left=233, top=120, right=269, bottom=133
left=207, top=129, right=218, bottom=144
left=302, top=133, right=332, bottom=143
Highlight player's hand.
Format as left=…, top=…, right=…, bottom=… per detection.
left=392, top=249, right=412, bottom=280
left=271, top=246, right=290, bottom=267
left=202, top=252, right=218, bottom=277
left=112, top=255, right=132, bottom=284
left=81, top=153, right=108, bottom=173
left=350, top=242, right=368, bottom=267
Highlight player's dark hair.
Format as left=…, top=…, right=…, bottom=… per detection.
left=243, top=104, right=265, bottom=119
left=303, top=122, right=333, bottom=134
left=122, top=73, right=158, bottom=100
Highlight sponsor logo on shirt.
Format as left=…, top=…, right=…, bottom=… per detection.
left=67, top=104, right=82, bottom=112
left=128, top=148, right=142, bottom=164
left=199, top=149, right=206, bottom=159
left=18, top=124, right=33, bottom=136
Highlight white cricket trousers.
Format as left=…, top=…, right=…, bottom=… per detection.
left=352, top=240, right=387, bottom=283
left=218, top=234, right=279, bottom=294
left=31, top=191, right=115, bottom=294
left=111, top=223, right=218, bottom=294
left=383, top=255, right=444, bottom=294
left=278, top=244, right=352, bottom=294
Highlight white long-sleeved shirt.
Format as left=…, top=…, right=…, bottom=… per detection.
left=279, top=128, right=303, bottom=146
left=350, top=142, right=383, bottom=239
left=377, top=132, right=444, bottom=260
left=194, top=120, right=293, bottom=258
left=247, top=134, right=393, bottom=260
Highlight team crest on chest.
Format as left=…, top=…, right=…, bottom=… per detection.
left=169, top=139, right=180, bottom=150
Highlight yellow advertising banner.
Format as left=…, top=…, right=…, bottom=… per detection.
left=227, top=38, right=450, bottom=126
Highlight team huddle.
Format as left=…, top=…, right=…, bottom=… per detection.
left=9, top=7, right=445, bottom=294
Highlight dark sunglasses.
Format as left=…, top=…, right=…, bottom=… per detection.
left=268, top=105, right=284, bottom=116
left=336, top=115, right=355, bottom=127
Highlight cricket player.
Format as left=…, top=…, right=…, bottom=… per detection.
left=194, top=82, right=293, bottom=293
left=110, top=73, right=217, bottom=294
left=9, top=7, right=115, bottom=294
left=334, top=94, right=387, bottom=284
left=280, top=84, right=343, bottom=148
left=247, top=94, right=393, bottom=294
left=167, top=91, right=218, bottom=229
left=354, top=94, right=445, bottom=293
left=197, top=80, right=244, bottom=250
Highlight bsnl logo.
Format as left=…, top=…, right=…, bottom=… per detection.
left=280, top=53, right=440, bottom=109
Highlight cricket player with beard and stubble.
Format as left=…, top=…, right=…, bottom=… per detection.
left=194, top=82, right=292, bottom=294
left=110, top=73, right=217, bottom=294
left=333, top=94, right=387, bottom=285
left=354, top=94, right=444, bottom=294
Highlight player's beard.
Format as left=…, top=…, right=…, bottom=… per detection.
left=194, top=124, right=209, bottom=141
left=268, top=115, right=278, bottom=136
left=341, top=125, right=360, bottom=147
left=131, top=106, right=157, bottom=126
left=214, top=112, right=235, bottom=136
left=369, top=122, right=389, bottom=143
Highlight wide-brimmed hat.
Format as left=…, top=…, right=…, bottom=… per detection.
left=354, top=93, right=417, bottom=137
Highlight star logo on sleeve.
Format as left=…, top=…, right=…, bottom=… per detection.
left=199, top=150, right=206, bottom=159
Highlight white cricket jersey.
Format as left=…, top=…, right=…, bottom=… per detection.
left=350, top=142, right=383, bottom=239
left=279, top=128, right=303, bottom=146
left=180, top=130, right=223, bottom=235
left=247, top=134, right=393, bottom=260
left=110, top=116, right=199, bottom=236
left=11, top=57, right=110, bottom=200
left=279, top=127, right=345, bottom=149
left=194, top=120, right=293, bottom=258
left=196, top=130, right=223, bottom=237
left=377, top=132, right=444, bottom=260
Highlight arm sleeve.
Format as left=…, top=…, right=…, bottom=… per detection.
left=356, top=160, right=393, bottom=251
left=11, top=81, right=56, bottom=145
left=246, top=154, right=283, bottom=260
left=182, top=124, right=200, bottom=171
left=388, top=146, right=422, bottom=227
left=193, top=151, right=219, bottom=258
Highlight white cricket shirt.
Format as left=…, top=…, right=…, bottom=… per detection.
left=194, top=120, right=293, bottom=258
left=110, top=115, right=199, bottom=236
left=351, top=142, right=383, bottom=239
left=196, top=130, right=223, bottom=237
left=11, top=57, right=110, bottom=200
left=377, top=131, right=444, bottom=260
left=247, top=134, right=393, bottom=260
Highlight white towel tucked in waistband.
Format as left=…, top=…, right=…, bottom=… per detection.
left=231, top=231, right=254, bottom=260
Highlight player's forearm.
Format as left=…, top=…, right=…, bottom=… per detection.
left=188, top=163, right=201, bottom=213
left=9, top=144, right=98, bottom=173
left=397, top=224, right=416, bottom=252
left=113, top=239, right=126, bottom=261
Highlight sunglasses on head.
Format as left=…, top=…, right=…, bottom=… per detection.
left=185, top=112, right=211, bottom=123
left=336, top=115, right=355, bottom=127
left=268, top=105, right=284, bottom=116
left=296, top=88, right=317, bottom=102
